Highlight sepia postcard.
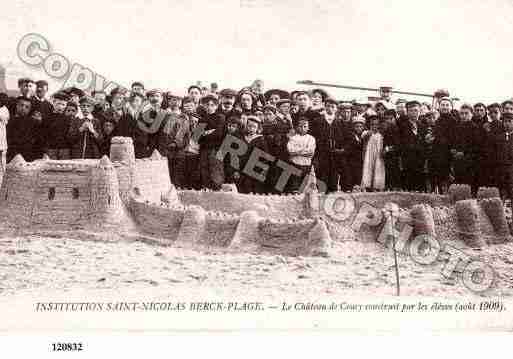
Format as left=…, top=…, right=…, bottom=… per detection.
left=1, top=1, right=513, bottom=347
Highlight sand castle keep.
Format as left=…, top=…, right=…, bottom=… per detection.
left=0, top=137, right=511, bottom=256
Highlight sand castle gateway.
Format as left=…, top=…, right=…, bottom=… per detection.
left=0, top=137, right=511, bottom=257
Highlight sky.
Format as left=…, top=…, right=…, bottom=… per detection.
left=1, top=0, right=513, bottom=103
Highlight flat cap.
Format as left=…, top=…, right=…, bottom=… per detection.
left=219, top=88, right=238, bottom=98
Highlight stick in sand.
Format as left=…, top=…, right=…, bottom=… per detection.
left=384, top=202, right=401, bottom=296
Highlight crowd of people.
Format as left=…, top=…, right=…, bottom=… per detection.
left=1, top=78, right=513, bottom=201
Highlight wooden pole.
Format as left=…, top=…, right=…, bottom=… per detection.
left=385, top=204, right=401, bottom=296
left=296, top=80, right=435, bottom=98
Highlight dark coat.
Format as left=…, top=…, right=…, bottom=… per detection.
left=67, top=115, right=103, bottom=159
left=32, top=98, right=54, bottom=120
left=430, top=112, right=457, bottom=178
left=132, top=109, right=169, bottom=158
left=100, top=107, right=135, bottom=138
left=6, top=115, right=44, bottom=162
left=238, top=135, right=269, bottom=194
left=41, top=112, right=71, bottom=150
left=398, top=119, right=426, bottom=172
left=198, top=113, right=226, bottom=150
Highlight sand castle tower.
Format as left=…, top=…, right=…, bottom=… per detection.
left=89, top=155, right=128, bottom=229
left=110, top=136, right=135, bottom=164
left=0, top=154, right=39, bottom=227
left=110, top=137, right=136, bottom=201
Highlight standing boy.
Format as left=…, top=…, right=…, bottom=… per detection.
left=68, top=96, right=102, bottom=159
left=287, top=117, right=316, bottom=193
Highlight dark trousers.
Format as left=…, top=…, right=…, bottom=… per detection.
left=403, top=167, right=425, bottom=192
left=288, top=164, right=311, bottom=193
left=384, top=158, right=401, bottom=190
left=496, top=165, right=513, bottom=202
left=454, top=157, right=477, bottom=195
left=340, top=161, right=362, bottom=192
left=174, top=153, right=201, bottom=190
left=200, top=149, right=225, bottom=190
left=314, top=153, right=339, bottom=193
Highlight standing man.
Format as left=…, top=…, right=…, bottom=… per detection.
left=494, top=113, right=513, bottom=202
left=399, top=101, right=427, bottom=192
left=33, top=80, right=53, bottom=120
left=132, top=89, right=169, bottom=158
left=430, top=97, right=457, bottom=193
left=311, top=97, right=343, bottom=193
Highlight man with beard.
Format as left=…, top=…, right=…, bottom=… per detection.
left=131, top=82, right=145, bottom=97
left=399, top=101, right=427, bottom=192
left=430, top=97, right=457, bottom=193
left=6, top=96, right=43, bottom=162
left=33, top=80, right=53, bottom=120
left=217, top=89, right=241, bottom=119
left=132, top=89, right=169, bottom=158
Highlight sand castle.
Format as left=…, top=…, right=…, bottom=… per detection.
left=0, top=137, right=510, bottom=256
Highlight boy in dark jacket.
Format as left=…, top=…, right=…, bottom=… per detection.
left=99, top=118, right=117, bottom=157
left=399, top=101, right=427, bottom=192
left=223, top=115, right=243, bottom=185
left=41, top=92, right=72, bottom=159
left=494, top=113, right=513, bottom=202
left=238, top=116, right=269, bottom=194
left=452, top=104, right=479, bottom=194
left=198, top=94, right=226, bottom=190
left=340, top=117, right=365, bottom=191
left=68, top=96, right=103, bottom=159
left=6, top=96, right=43, bottom=162
left=382, top=109, right=402, bottom=190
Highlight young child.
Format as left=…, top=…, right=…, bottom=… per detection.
left=64, top=102, right=79, bottom=118
left=382, top=109, right=401, bottom=190
left=68, top=96, right=102, bottom=159
left=341, top=117, right=365, bottom=192
left=287, top=117, right=316, bottom=193
left=99, top=118, right=117, bottom=156
left=361, top=116, right=385, bottom=191
left=171, top=109, right=202, bottom=190
left=238, top=115, right=269, bottom=194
